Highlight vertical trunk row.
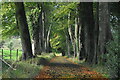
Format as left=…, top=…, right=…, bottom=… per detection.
left=68, top=11, right=80, bottom=58
left=68, top=12, right=75, bottom=57
left=32, top=3, right=41, bottom=55
left=44, top=11, right=52, bottom=53
left=39, top=3, right=51, bottom=53
left=65, top=32, right=70, bottom=57
left=78, top=2, right=113, bottom=64
left=75, top=12, right=79, bottom=58
left=15, top=2, right=33, bottom=60
left=93, top=2, right=99, bottom=64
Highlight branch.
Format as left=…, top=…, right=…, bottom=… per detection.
left=0, top=58, right=16, bottom=70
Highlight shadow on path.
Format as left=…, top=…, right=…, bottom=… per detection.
left=36, top=56, right=107, bottom=79
left=49, top=62, right=82, bottom=69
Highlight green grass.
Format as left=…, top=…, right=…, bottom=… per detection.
left=2, top=53, right=56, bottom=78
left=90, top=65, right=110, bottom=78
left=0, top=49, right=22, bottom=60
left=2, top=59, right=42, bottom=78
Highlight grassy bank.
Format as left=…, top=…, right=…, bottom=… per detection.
left=66, top=56, right=110, bottom=78
left=2, top=53, right=56, bottom=78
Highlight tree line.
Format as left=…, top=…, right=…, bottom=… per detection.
left=1, top=2, right=119, bottom=65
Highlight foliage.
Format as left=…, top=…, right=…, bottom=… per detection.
left=103, top=8, right=119, bottom=78
left=104, top=40, right=119, bottom=78
left=50, top=3, right=77, bottom=52
left=3, top=38, right=22, bottom=50
left=1, top=2, right=77, bottom=53
left=7, top=42, right=14, bottom=50
left=1, top=3, right=19, bottom=39
left=0, top=40, right=5, bottom=48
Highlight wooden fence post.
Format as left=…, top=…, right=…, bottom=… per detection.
left=10, top=49, right=12, bottom=60
left=2, top=49, right=3, bottom=59
left=16, top=49, right=18, bottom=60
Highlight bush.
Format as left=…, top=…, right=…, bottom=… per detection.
left=104, top=40, right=119, bottom=78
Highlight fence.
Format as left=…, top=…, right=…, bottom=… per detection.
left=0, top=49, right=22, bottom=61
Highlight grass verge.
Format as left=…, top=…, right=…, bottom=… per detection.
left=2, top=53, right=56, bottom=78
left=66, top=56, right=109, bottom=78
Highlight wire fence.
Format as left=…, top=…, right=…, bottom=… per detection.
left=0, top=49, right=22, bottom=61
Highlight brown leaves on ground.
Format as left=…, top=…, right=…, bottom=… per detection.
left=36, top=56, right=108, bottom=80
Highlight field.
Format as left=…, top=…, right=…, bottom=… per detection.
left=0, top=49, right=22, bottom=60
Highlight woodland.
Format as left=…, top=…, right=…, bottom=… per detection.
left=0, top=2, right=119, bottom=78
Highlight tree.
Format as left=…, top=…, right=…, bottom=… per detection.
left=29, top=3, right=41, bottom=55
left=78, top=2, right=95, bottom=64
left=98, top=2, right=113, bottom=63
left=0, top=41, right=5, bottom=48
left=93, top=2, right=99, bottom=64
left=68, top=12, right=76, bottom=57
left=15, top=2, right=33, bottom=60
left=7, top=41, right=14, bottom=50
left=1, top=3, right=19, bottom=39
left=35, top=2, right=52, bottom=53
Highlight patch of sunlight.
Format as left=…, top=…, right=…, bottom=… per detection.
left=79, top=59, right=86, bottom=63
left=55, top=53, right=62, bottom=56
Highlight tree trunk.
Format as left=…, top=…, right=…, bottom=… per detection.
left=75, top=16, right=78, bottom=58
left=99, top=2, right=107, bottom=59
left=93, top=2, right=99, bottom=64
left=78, top=2, right=95, bottom=64
left=38, top=3, right=45, bottom=53
left=38, top=8, right=43, bottom=55
left=38, top=3, right=44, bottom=55
left=32, top=4, right=41, bottom=55
left=65, top=32, right=70, bottom=57
left=44, top=11, right=47, bottom=53
left=42, top=3, right=45, bottom=52
left=78, top=3, right=85, bottom=60
left=68, top=12, right=76, bottom=57
left=77, top=17, right=81, bottom=60
left=33, top=24, right=41, bottom=55
left=98, top=2, right=112, bottom=63
left=15, top=2, right=33, bottom=60
left=79, top=17, right=85, bottom=60
left=46, top=25, right=52, bottom=52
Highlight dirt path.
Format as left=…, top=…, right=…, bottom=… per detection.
left=36, top=56, right=108, bottom=79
